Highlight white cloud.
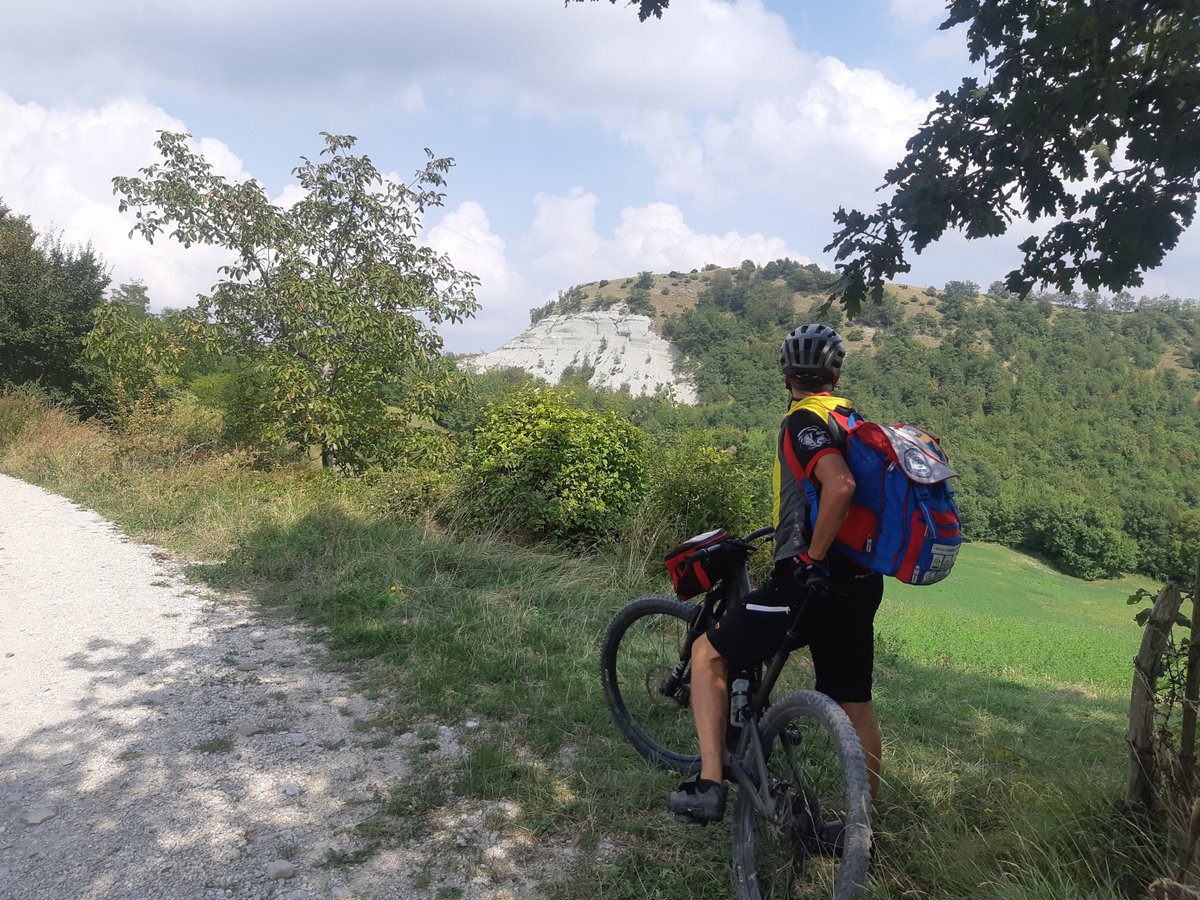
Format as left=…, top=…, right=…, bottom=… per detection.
left=610, top=202, right=798, bottom=271
left=427, top=201, right=525, bottom=303
left=0, top=0, right=937, bottom=300
left=427, top=202, right=536, bottom=354
left=528, top=189, right=606, bottom=277
left=528, top=189, right=803, bottom=283
left=273, top=184, right=309, bottom=210
left=0, top=0, right=810, bottom=118
left=889, top=0, right=948, bottom=28
left=0, top=92, right=235, bottom=310
left=617, top=56, right=931, bottom=213
left=445, top=190, right=808, bottom=353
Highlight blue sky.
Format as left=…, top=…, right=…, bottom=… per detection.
left=1, top=0, right=1196, bottom=353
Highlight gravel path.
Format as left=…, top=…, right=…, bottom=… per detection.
left=0, top=474, right=553, bottom=900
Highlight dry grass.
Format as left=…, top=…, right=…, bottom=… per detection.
left=0, top=390, right=115, bottom=485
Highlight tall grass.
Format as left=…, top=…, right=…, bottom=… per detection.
left=0, top=390, right=1183, bottom=898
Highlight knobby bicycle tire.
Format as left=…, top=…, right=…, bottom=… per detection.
left=732, top=690, right=872, bottom=900
left=599, top=595, right=704, bottom=773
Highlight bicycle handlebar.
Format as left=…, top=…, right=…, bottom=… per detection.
left=740, top=525, right=775, bottom=543
left=680, top=526, right=775, bottom=566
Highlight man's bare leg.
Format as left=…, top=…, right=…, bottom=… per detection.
left=839, top=700, right=881, bottom=801
left=690, top=634, right=729, bottom=783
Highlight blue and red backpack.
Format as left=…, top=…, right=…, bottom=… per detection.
left=796, top=404, right=962, bottom=585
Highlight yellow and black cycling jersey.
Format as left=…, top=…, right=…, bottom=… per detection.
left=771, top=393, right=855, bottom=564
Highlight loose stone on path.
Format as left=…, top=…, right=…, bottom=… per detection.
left=19, top=806, right=56, bottom=826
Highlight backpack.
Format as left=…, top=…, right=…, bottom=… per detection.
left=793, top=403, right=962, bottom=585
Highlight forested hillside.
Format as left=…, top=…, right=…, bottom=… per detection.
left=483, top=262, right=1200, bottom=584
left=3, top=188, right=1196, bottom=586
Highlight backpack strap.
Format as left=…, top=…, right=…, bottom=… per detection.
left=825, top=405, right=858, bottom=451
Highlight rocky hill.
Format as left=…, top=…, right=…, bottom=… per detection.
left=460, top=262, right=834, bottom=405
left=463, top=307, right=698, bottom=404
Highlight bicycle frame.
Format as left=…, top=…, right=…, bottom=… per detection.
left=665, top=525, right=808, bottom=819
left=728, top=623, right=805, bottom=819
left=604, top=525, right=874, bottom=899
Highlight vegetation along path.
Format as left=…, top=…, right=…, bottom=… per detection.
left=0, top=474, right=546, bottom=900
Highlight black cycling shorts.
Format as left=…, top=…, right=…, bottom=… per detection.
left=706, top=563, right=884, bottom=704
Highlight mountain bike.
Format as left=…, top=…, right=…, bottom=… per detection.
left=600, top=526, right=872, bottom=899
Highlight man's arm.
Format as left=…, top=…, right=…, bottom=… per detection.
left=806, top=452, right=855, bottom=562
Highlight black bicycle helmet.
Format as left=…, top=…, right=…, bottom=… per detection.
left=780, top=323, right=845, bottom=379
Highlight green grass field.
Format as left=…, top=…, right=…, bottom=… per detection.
left=884, top=542, right=1145, bottom=699
left=0, top=398, right=1183, bottom=898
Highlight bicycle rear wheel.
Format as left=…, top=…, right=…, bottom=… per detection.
left=599, top=595, right=703, bottom=773
left=732, top=690, right=872, bottom=900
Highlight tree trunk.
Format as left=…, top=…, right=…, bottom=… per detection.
left=1128, top=583, right=1184, bottom=812
left=1182, top=560, right=1200, bottom=796
left=321, top=445, right=334, bottom=469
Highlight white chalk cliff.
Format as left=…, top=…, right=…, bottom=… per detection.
left=464, top=307, right=698, bottom=405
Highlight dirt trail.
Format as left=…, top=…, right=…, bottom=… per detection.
left=0, top=473, right=548, bottom=900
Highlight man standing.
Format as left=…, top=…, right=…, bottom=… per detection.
left=668, top=323, right=885, bottom=823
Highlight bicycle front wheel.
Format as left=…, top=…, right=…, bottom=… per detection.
left=599, top=595, right=704, bottom=773
left=732, top=690, right=872, bottom=900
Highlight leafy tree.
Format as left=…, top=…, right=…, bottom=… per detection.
left=1026, top=494, right=1138, bottom=580
left=606, top=1, right=1200, bottom=313
left=0, top=200, right=111, bottom=407
left=825, top=1, right=1200, bottom=312
left=84, top=300, right=194, bottom=416
left=108, top=280, right=151, bottom=317
left=564, top=0, right=668, bottom=21
left=112, top=132, right=479, bottom=470
left=625, top=287, right=655, bottom=317
left=433, top=366, right=534, bottom=437
left=939, top=280, right=980, bottom=321
left=700, top=270, right=748, bottom=315
left=742, top=281, right=794, bottom=335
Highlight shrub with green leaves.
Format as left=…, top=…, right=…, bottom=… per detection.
left=640, top=444, right=760, bottom=548
left=467, top=387, right=647, bottom=541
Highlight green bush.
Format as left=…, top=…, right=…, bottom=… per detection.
left=626, top=288, right=656, bottom=317
left=466, top=387, right=647, bottom=541
left=640, top=444, right=759, bottom=548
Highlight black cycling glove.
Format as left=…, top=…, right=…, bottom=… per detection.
left=794, top=552, right=832, bottom=598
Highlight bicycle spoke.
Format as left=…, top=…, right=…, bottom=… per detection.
left=752, top=781, right=803, bottom=898
left=617, top=615, right=696, bottom=753
left=601, top=597, right=702, bottom=769
left=733, top=691, right=872, bottom=900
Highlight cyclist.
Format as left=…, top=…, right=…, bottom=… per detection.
left=669, top=323, right=885, bottom=825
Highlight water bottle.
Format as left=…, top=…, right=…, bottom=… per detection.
left=730, top=677, right=750, bottom=727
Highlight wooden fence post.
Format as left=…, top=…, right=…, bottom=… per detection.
left=1129, top=583, right=1184, bottom=812
left=1181, top=561, right=1200, bottom=796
